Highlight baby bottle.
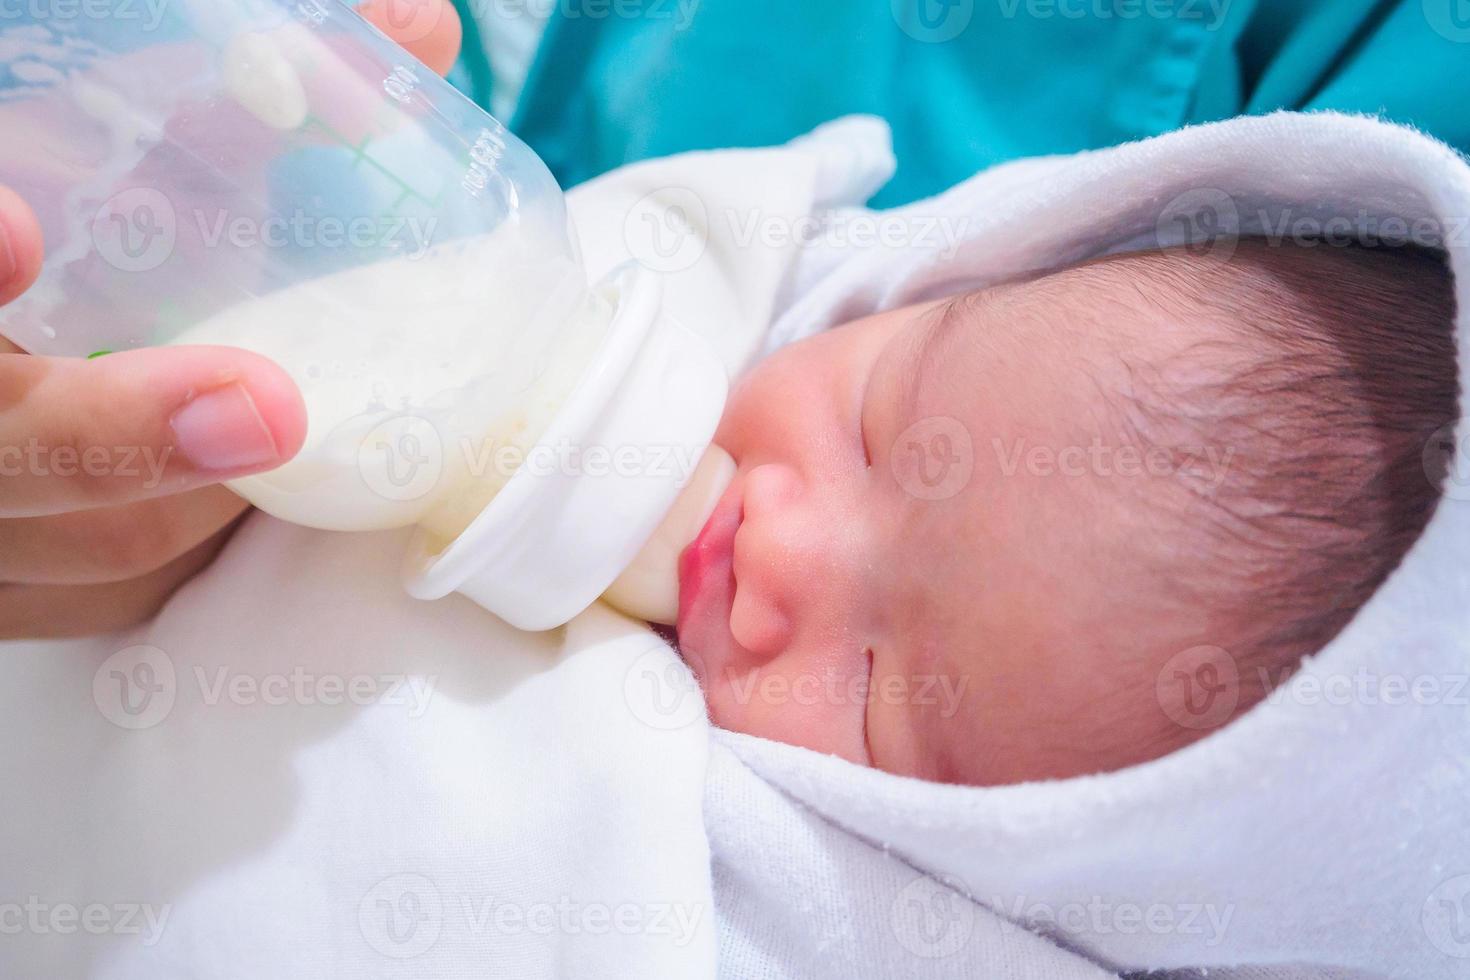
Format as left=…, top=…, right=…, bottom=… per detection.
left=0, top=0, right=729, bottom=629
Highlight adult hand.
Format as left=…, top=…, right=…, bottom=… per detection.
left=0, top=0, right=463, bottom=638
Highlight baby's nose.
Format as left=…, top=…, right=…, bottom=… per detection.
left=729, top=463, right=847, bottom=657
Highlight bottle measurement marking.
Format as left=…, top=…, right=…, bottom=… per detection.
left=294, top=113, right=446, bottom=212
left=294, top=0, right=330, bottom=25
left=462, top=126, right=507, bottom=199
left=383, top=65, right=420, bottom=104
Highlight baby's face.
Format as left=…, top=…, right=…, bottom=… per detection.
left=676, top=276, right=1236, bottom=786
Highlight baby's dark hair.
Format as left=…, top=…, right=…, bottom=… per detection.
left=1102, top=239, right=1458, bottom=714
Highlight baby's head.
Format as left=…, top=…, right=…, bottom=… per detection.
left=676, top=240, right=1457, bottom=786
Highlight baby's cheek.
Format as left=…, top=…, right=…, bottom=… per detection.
left=864, top=656, right=986, bottom=783
left=712, top=399, right=783, bottom=466
left=713, top=344, right=841, bottom=461
left=701, top=661, right=872, bottom=765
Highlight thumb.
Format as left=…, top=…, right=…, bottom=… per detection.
left=0, top=345, right=307, bottom=518
left=358, top=0, right=463, bottom=77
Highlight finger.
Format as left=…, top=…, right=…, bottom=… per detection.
left=358, top=0, right=462, bottom=77
left=0, top=345, right=306, bottom=518
left=0, top=186, right=43, bottom=308
left=0, top=520, right=238, bottom=639
left=0, top=484, right=248, bottom=585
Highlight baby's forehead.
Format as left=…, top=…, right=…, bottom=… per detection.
left=896, top=274, right=1145, bottom=414
left=913, top=256, right=1266, bottom=405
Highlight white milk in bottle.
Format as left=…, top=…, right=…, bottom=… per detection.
left=171, top=230, right=611, bottom=541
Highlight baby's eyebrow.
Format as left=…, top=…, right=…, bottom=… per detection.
left=896, top=297, right=972, bottom=415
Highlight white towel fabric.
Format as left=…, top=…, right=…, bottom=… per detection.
left=0, top=118, right=1097, bottom=980
left=0, top=122, right=882, bottom=979
left=0, top=519, right=720, bottom=979
left=725, top=110, right=1470, bottom=979
left=2, top=111, right=1467, bottom=980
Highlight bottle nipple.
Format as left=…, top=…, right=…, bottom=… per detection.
left=602, top=445, right=736, bottom=624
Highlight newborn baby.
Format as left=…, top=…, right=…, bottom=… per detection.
left=676, top=239, right=1457, bottom=787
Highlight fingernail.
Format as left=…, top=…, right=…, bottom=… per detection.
left=169, top=383, right=281, bottom=472
left=0, top=222, right=16, bottom=286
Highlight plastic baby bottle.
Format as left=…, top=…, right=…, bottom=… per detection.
left=0, top=0, right=730, bottom=629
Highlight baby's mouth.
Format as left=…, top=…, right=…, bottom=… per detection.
left=675, top=479, right=743, bottom=672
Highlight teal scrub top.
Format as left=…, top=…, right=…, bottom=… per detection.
left=448, top=1, right=1470, bottom=207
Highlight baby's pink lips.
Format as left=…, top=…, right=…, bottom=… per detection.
left=676, top=480, right=743, bottom=670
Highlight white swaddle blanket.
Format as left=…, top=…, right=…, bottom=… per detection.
left=2, top=112, right=1467, bottom=980
left=0, top=120, right=905, bottom=980
left=729, top=111, right=1470, bottom=979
